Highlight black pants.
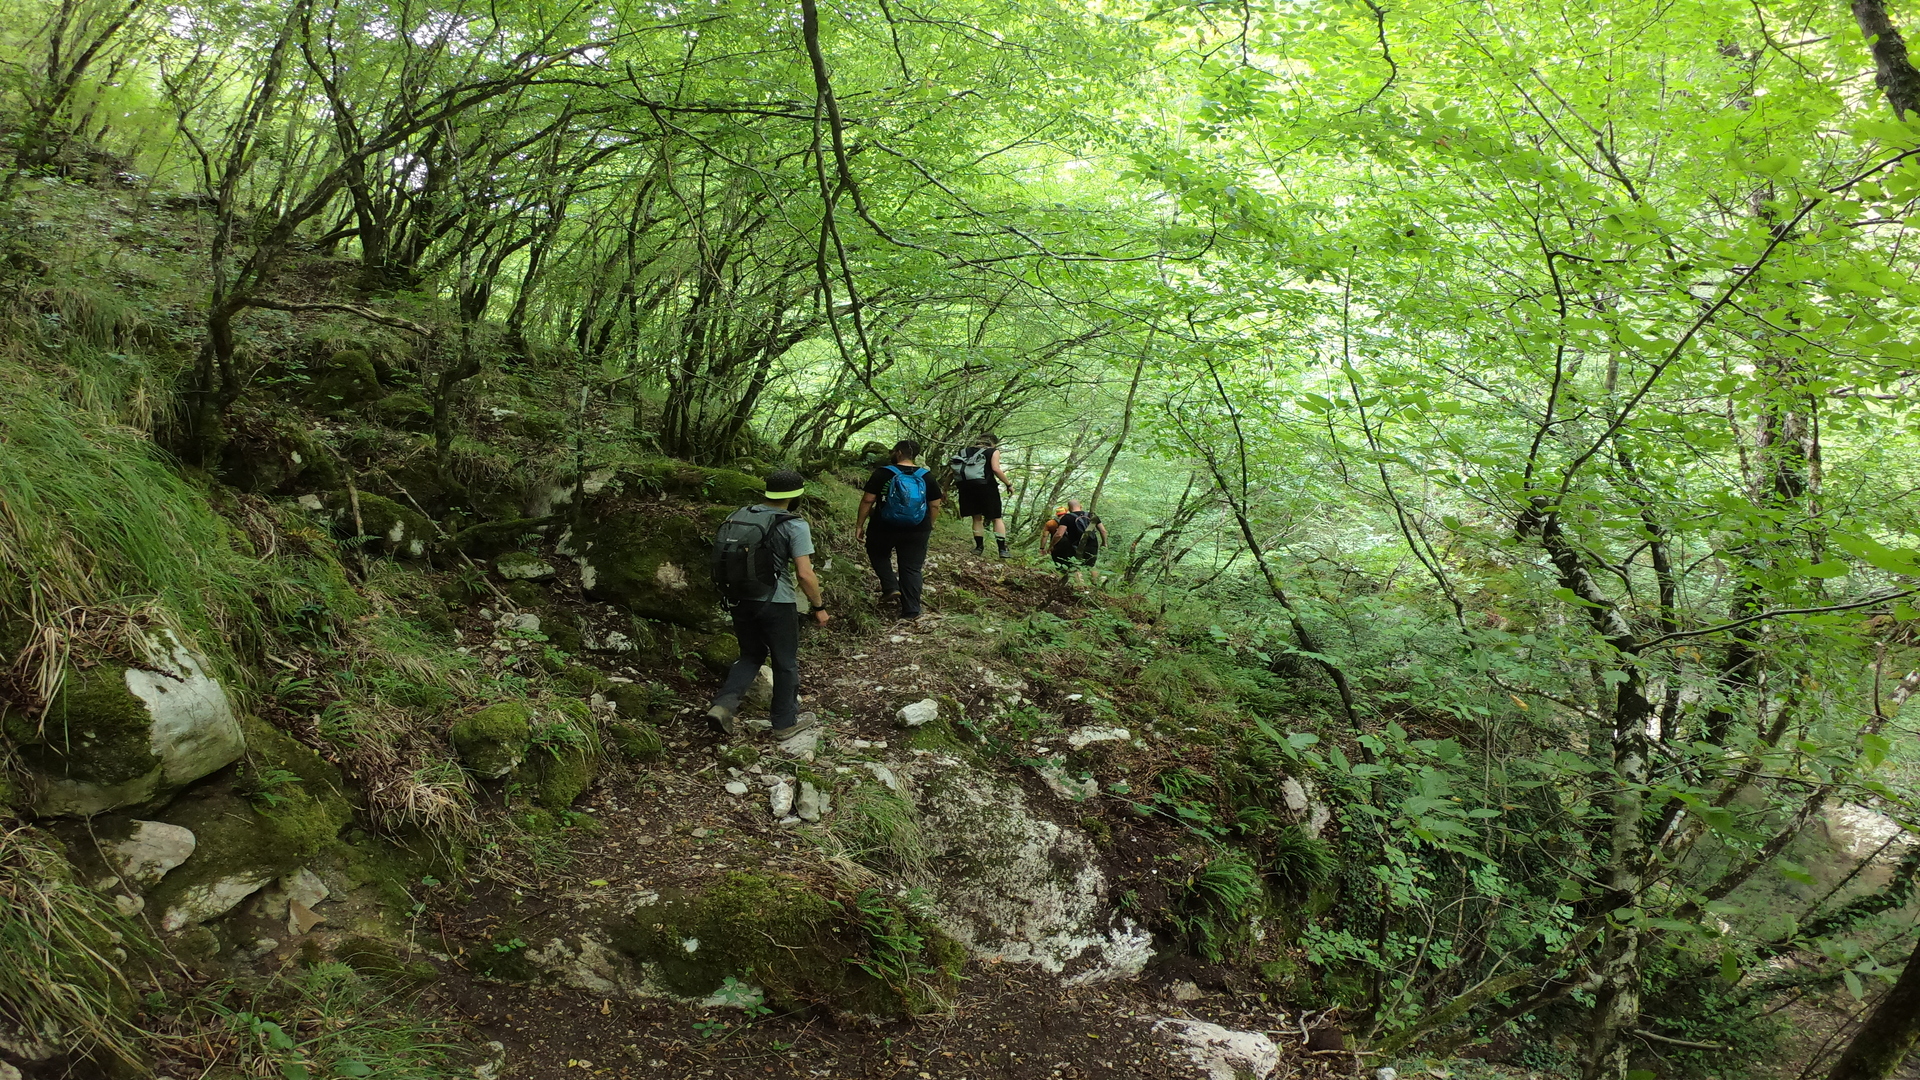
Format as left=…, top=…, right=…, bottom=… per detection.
left=866, top=530, right=930, bottom=616
left=713, top=601, right=800, bottom=729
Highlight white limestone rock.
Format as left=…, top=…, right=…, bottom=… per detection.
left=897, top=699, right=939, bottom=728
left=769, top=780, right=795, bottom=818
left=1035, top=757, right=1097, bottom=802
left=27, top=631, right=246, bottom=817
left=162, top=870, right=277, bottom=932
left=914, top=762, right=1150, bottom=984
left=1067, top=726, right=1130, bottom=750
left=795, top=782, right=824, bottom=822
left=745, top=665, right=774, bottom=710
left=1153, top=1019, right=1280, bottom=1080
left=109, top=820, right=196, bottom=887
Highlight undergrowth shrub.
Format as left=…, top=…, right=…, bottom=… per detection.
left=1177, top=851, right=1265, bottom=961
left=161, top=961, right=461, bottom=1079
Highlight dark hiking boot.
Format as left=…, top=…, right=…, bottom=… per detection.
left=770, top=711, right=818, bottom=739
left=973, top=535, right=986, bottom=554
left=996, top=537, right=1010, bottom=558
left=707, top=701, right=741, bottom=736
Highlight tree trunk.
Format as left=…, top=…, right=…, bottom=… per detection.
left=1855, top=0, right=1920, bottom=118
left=1826, top=937, right=1920, bottom=1080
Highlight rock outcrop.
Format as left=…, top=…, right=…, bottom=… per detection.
left=17, top=632, right=245, bottom=817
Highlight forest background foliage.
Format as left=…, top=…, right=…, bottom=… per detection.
left=3, top=0, right=1920, bottom=1076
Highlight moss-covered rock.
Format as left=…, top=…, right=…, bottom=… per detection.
left=607, top=871, right=960, bottom=1015
left=450, top=703, right=532, bottom=779
left=20, top=636, right=246, bottom=817
left=217, top=413, right=337, bottom=495
left=694, top=634, right=741, bottom=675
left=557, top=664, right=609, bottom=694
left=443, top=517, right=544, bottom=560
left=607, top=721, right=664, bottom=763
left=626, top=459, right=765, bottom=505
left=314, top=491, right=434, bottom=560
left=307, top=350, right=385, bottom=412
left=604, top=682, right=670, bottom=724
left=495, top=551, right=555, bottom=581
left=564, top=514, right=721, bottom=630
left=371, top=392, right=434, bottom=433
left=148, top=776, right=352, bottom=933
left=527, top=745, right=596, bottom=807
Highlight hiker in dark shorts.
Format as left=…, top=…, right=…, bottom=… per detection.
left=949, top=434, right=1014, bottom=558
left=1044, top=500, right=1107, bottom=586
left=705, top=470, right=829, bottom=737
left=854, top=440, right=945, bottom=620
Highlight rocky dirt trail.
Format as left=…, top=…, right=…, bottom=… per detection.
left=410, top=550, right=1334, bottom=1080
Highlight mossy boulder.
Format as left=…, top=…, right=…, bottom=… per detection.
left=147, top=769, right=352, bottom=933
left=526, top=744, right=596, bottom=807
left=451, top=703, right=532, bottom=779
left=693, top=634, right=741, bottom=675
left=371, top=392, right=434, bottom=433
left=607, top=721, right=664, bottom=763
left=563, top=514, right=721, bottom=630
left=604, top=682, right=669, bottom=724
left=495, top=551, right=555, bottom=581
left=444, top=517, right=546, bottom=561
left=607, top=871, right=960, bottom=1015
left=626, top=459, right=765, bottom=505
left=217, top=414, right=338, bottom=495
left=557, top=664, right=610, bottom=695
left=312, top=491, right=434, bottom=560
left=18, top=635, right=246, bottom=817
left=307, top=350, right=385, bottom=412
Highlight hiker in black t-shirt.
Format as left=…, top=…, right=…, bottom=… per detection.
left=948, top=433, right=1014, bottom=558
left=1044, top=500, right=1107, bottom=586
left=854, top=440, right=945, bottom=620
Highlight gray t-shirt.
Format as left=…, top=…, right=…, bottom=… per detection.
left=749, top=505, right=814, bottom=604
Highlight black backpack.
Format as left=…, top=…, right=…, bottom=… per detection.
left=711, top=507, right=798, bottom=604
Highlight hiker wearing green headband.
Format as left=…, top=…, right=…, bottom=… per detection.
left=705, top=469, right=829, bottom=738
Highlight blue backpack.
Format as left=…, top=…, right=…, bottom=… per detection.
left=877, top=466, right=930, bottom=526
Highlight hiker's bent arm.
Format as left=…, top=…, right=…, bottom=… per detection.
left=928, top=497, right=943, bottom=529
left=855, top=493, right=877, bottom=539
left=991, top=450, right=1012, bottom=491
left=794, top=555, right=829, bottom=623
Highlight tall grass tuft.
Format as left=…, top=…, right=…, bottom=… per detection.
left=830, top=782, right=929, bottom=876
left=0, top=392, right=256, bottom=703
left=0, top=825, right=147, bottom=1069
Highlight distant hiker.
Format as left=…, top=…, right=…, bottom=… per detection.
left=1044, top=500, right=1107, bottom=585
left=854, top=440, right=945, bottom=620
left=949, top=433, right=1015, bottom=558
left=706, top=470, right=830, bottom=737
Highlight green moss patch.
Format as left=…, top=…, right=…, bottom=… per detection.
left=444, top=517, right=546, bottom=560
left=608, top=721, right=664, bottom=763
left=450, top=703, right=532, bottom=779
left=608, top=872, right=959, bottom=1016
left=307, top=350, right=385, bottom=413
left=371, top=392, right=433, bottom=433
